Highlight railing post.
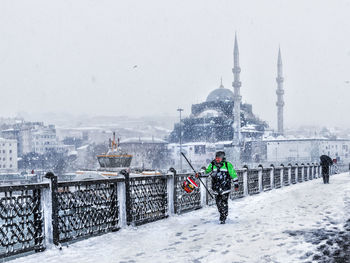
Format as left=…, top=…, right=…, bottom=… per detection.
left=33, top=188, right=45, bottom=252
left=200, top=175, right=207, bottom=207
left=270, top=165, right=274, bottom=189
left=243, top=168, right=248, bottom=196
left=301, top=164, right=305, bottom=182
left=120, top=170, right=132, bottom=226
left=167, top=169, right=175, bottom=216
left=258, top=166, right=263, bottom=193
left=117, top=178, right=127, bottom=228
left=44, top=172, right=59, bottom=247
left=41, top=177, right=53, bottom=248
left=288, top=165, right=291, bottom=185
left=280, top=166, right=284, bottom=187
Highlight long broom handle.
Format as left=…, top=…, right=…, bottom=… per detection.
left=181, top=152, right=214, bottom=199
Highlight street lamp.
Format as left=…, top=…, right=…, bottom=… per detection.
left=177, top=108, right=184, bottom=171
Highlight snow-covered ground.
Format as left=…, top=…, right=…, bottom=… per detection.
left=12, top=173, right=350, bottom=263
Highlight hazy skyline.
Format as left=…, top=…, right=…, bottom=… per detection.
left=1, top=0, right=350, bottom=130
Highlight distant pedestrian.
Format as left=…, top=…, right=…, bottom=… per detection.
left=320, top=155, right=333, bottom=184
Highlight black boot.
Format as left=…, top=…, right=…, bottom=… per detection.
left=220, top=215, right=226, bottom=224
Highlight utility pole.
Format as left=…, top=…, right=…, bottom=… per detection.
left=177, top=108, right=184, bottom=171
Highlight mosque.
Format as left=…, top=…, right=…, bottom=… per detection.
left=168, top=34, right=284, bottom=145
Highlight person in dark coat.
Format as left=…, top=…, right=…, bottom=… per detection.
left=320, top=155, right=333, bottom=184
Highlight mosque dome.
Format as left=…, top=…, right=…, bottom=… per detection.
left=206, top=80, right=234, bottom=102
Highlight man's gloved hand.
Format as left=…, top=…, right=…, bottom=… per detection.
left=195, top=172, right=201, bottom=178
left=234, top=182, right=239, bottom=191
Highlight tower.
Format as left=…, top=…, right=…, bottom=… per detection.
left=276, top=47, right=285, bottom=135
left=232, top=34, right=242, bottom=144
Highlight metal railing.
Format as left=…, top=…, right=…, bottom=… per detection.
left=247, top=169, right=259, bottom=195
left=53, top=178, right=121, bottom=244
left=273, top=167, right=282, bottom=188
left=261, top=168, right=272, bottom=191
left=283, top=166, right=289, bottom=186
left=230, top=169, right=245, bottom=199
left=290, top=165, right=296, bottom=184
left=173, top=172, right=201, bottom=214
left=127, top=175, right=168, bottom=226
left=0, top=161, right=329, bottom=260
left=297, top=165, right=303, bottom=182
left=0, top=183, right=48, bottom=258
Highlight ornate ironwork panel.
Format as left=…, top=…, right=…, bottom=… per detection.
left=283, top=167, right=289, bottom=186
left=309, top=166, right=313, bottom=180
left=247, top=169, right=259, bottom=195
left=56, top=179, right=119, bottom=243
left=291, top=167, right=296, bottom=184
left=273, top=168, right=282, bottom=188
left=129, top=176, right=168, bottom=226
left=303, top=166, right=308, bottom=181
left=174, top=174, right=201, bottom=214
left=230, top=170, right=244, bottom=199
left=0, top=183, right=47, bottom=258
left=262, top=168, right=272, bottom=191
left=297, top=167, right=303, bottom=182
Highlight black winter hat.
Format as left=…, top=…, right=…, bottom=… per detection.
left=215, top=151, right=225, bottom=158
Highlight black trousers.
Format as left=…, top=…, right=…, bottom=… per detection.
left=215, top=193, right=229, bottom=220
left=322, top=173, right=329, bottom=184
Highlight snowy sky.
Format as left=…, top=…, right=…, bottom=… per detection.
left=1, top=0, right=350, bottom=129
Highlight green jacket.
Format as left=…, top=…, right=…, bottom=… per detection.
left=205, top=161, right=238, bottom=182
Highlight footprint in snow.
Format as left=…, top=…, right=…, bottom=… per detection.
left=169, top=241, right=182, bottom=246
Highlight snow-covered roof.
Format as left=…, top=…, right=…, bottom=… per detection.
left=262, top=137, right=350, bottom=142
left=120, top=137, right=167, bottom=144
left=77, top=145, right=90, bottom=150
left=0, top=137, right=17, bottom=143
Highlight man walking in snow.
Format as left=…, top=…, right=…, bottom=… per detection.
left=320, top=155, right=333, bottom=184
left=198, top=151, right=238, bottom=224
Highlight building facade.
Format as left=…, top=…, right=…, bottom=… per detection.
left=120, top=137, right=170, bottom=169
left=1, top=122, right=68, bottom=156
left=242, top=138, right=350, bottom=165
left=0, top=138, right=18, bottom=172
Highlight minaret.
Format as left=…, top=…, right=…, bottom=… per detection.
left=232, top=34, right=242, bottom=144
left=276, top=47, right=285, bottom=135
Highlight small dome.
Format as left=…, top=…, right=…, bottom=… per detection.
left=206, top=79, right=234, bottom=102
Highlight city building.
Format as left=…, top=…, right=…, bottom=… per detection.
left=120, top=137, right=169, bottom=169
left=1, top=121, right=71, bottom=156
left=0, top=138, right=18, bottom=172
left=242, top=137, right=350, bottom=165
